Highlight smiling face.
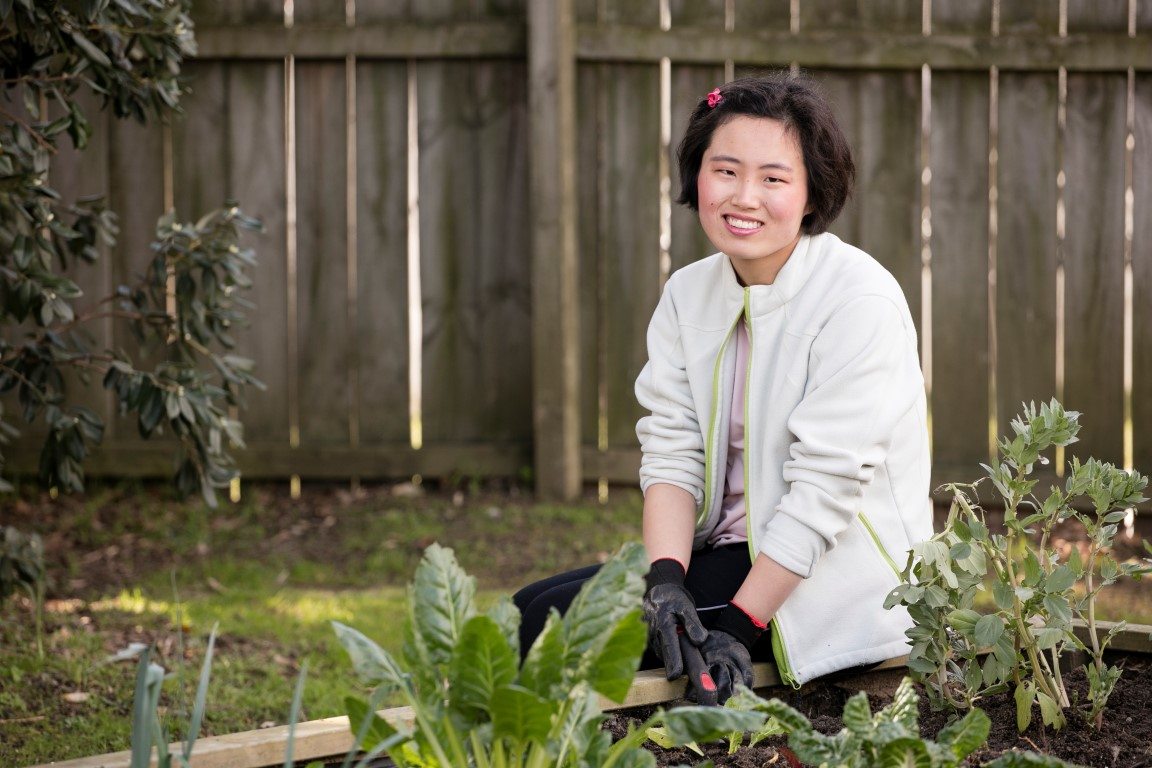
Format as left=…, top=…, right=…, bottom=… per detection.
left=696, top=115, right=811, bottom=286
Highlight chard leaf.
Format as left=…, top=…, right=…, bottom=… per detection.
left=757, top=698, right=812, bottom=734
left=877, top=737, right=932, bottom=768
left=655, top=706, right=766, bottom=745
left=936, top=707, right=990, bottom=760
left=485, top=597, right=521, bottom=657
left=558, top=543, right=646, bottom=678
left=332, top=622, right=407, bottom=689
left=490, top=684, right=553, bottom=744
left=344, top=696, right=408, bottom=753
left=584, top=608, right=646, bottom=703
left=886, top=678, right=920, bottom=730
left=409, top=544, right=475, bottom=668
left=841, top=691, right=872, bottom=733
left=448, top=615, right=518, bottom=721
left=519, top=609, right=564, bottom=697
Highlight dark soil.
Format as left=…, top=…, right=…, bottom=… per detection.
left=605, top=653, right=1152, bottom=767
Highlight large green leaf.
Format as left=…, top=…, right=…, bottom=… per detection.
left=656, top=706, right=766, bottom=744
left=975, top=614, right=1006, bottom=648
left=331, top=621, right=407, bottom=689
left=557, top=542, right=647, bottom=675
left=759, top=698, right=812, bottom=734
left=490, top=684, right=554, bottom=744
left=448, top=615, right=518, bottom=721
left=409, top=544, right=476, bottom=667
left=584, top=608, right=647, bottom=703
left=128, top=649, right=165, bottom=768
left=519, top=609, right=565, bottom=697
left=485, top=597, right=521, bottom=657
left=936, top=707, right=990, bottom=760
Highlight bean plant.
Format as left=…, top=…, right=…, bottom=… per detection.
left=887, top=400, right=1150, bottom=731
left=332, top=542, right=765, bottom=768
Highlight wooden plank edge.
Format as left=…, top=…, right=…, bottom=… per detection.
left=27, top=707, right=415, bottom=768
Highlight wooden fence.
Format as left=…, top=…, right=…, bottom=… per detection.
left=10, top=0, right=1152, bottom=499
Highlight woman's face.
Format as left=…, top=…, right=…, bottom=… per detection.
left=696, top=115, right=811, bottom=285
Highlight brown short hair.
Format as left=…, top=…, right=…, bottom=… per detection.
left=676, top=72, right=855, bottom=235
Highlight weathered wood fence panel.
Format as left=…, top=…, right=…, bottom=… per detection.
left=10, top=0, right=1152, bottom=499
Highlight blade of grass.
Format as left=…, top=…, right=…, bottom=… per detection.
left=182, top=622, right=218, bottom=763
left=284, top=659, right=309, bottom=768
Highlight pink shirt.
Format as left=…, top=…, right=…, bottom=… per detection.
left=710, top=319, right=749, bottom=546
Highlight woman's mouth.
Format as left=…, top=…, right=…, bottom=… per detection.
left=724, top=215, right=763, bottom=233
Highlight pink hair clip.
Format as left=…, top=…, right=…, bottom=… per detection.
left=706, top=88, right=723, bottom=108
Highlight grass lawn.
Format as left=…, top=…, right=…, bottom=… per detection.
left=0, top=481, right=644, bottom=766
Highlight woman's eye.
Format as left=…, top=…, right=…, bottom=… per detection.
left=766, top=176, right=781, bottom=184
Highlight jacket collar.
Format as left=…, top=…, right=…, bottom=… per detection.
left=719, top=234, right=818, bottom=318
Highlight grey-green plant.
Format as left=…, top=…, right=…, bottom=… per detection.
left=1, top=0, right=262, bottom=505
left=887, top=400, right=1151, bottom=731
left=127, top=625, right=218, bottom=768
left=0, top=524, right=45, bottom=651
left=332, top=542, right=766, bottom=768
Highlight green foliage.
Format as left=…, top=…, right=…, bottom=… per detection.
left=731, top=676, right=1079, bottom=768
left=0, top=0, right=263, bottom=505
left=888, top=400, right=1151, bottom=731
left=0, top=524, right=45, bottom=652
left=332, top=542, right=767, bottom=767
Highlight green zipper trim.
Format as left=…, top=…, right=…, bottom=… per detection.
left=742, top=289, right=756, bottom=562
left=700, top=315, right=741, bottom=527
left=858, top=512, right=901, bottom=575
left=770, top=617, right=800, bottom=688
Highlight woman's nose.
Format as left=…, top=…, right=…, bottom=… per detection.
left=730, top=179, right=759, bottom=208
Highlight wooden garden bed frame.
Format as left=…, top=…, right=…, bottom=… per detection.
left=34, top=621, right=1151, bottom=768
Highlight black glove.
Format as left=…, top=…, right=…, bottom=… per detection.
left=642, top=558, right=707, bottom=680
left=699, top=601, right=766, bottom=703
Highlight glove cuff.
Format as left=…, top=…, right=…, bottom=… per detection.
left=714, top=600, right=767, bottom=651
left=645, top=557, right=687, bottom=592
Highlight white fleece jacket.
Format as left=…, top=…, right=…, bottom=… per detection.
left=635, top=232, right=933, bottom=685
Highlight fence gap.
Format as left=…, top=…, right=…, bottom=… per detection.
left=920, top=62, right=933, bottom=456
left=1055, top=64, right=1067, bottom=476
left=987, top=62, right=999, bottom=465
left=406, top=63, right=423, bottom=452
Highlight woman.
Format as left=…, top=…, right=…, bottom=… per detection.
left=516, top=73, right=932, bottom=704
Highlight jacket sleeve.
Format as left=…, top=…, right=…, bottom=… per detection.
left=760, top=293, right=924, bottom=578
left=634, top=282, right=706, bottom=507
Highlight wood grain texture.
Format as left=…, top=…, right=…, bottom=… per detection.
left=799, top=0, right=921, bottom=33
left=996, top=72, right=1059, bottom=433
left=225, top=63, right=291, bottom=445
left=669, top=64, right=724, bottom=273
left=931, top=72, right=991, bottom=475
left=295, top=61, right=351, bottom=446
left=601, top=64, right=661, bottom=448
left=576, top=63, right=605, bottom=451
left=813, top=70, right=922, bottom=334
left=416, top=60, right=532, bottom=443
left=1063, top=72, right=1127, bottom=465
left=1133, top=76, right=1152, bottom=474
left=355, top=62, right=410, bottom=445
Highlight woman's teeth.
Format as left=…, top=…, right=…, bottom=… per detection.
left=726, top=216, right=760, bottom=230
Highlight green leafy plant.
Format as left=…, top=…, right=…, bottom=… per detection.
left=0, top=524, right=45, bottom=652
left=888, top=400, right=1151, bottom=730
left=743, top=677, right=991, bottom=767
left=332, top=542, right=766, bottom=767
left=1, top=0, right=263, bottom=505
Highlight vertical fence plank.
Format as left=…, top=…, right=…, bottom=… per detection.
left=1133, top=76, right=1152, bottom=474
left=996, top=72, right=1059, bottom=431
left=603, top=64, right=661, bottom=448
left=998, top=1, right=1059, bottom=35
left=669, top=65, right=724, bottom=273
left=576, top=63, right=604, bottom=454
left=227, top=63, right=291, bottom=446
left=191, top=0, right=283, bottom=25
left=931, top=0, right=992, bottom=33
left=798, top=0, right=921, bottom=33
left=107, top=115, right=167, bottom=442
left=732, top=1, right=790, bottom=28
left=930, top=71, right=990, bottom=479
left=173, top=63, right=229, bottom=233
left=295, top=62, right=350, bottom=446
left=48, top=92, right=113, bottom=430
left=1063, top=1, right=1128, bottom=463
left=813, top=71, right=922, bottom=333
left=417, top=58, right=532, bottom=445
left=354, top=62, right=410, bottom=446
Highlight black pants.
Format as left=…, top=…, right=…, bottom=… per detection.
left=512, top=543, right=775, bottom=668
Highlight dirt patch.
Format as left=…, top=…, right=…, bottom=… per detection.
left=605, top=653, right=1152, bottom=767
